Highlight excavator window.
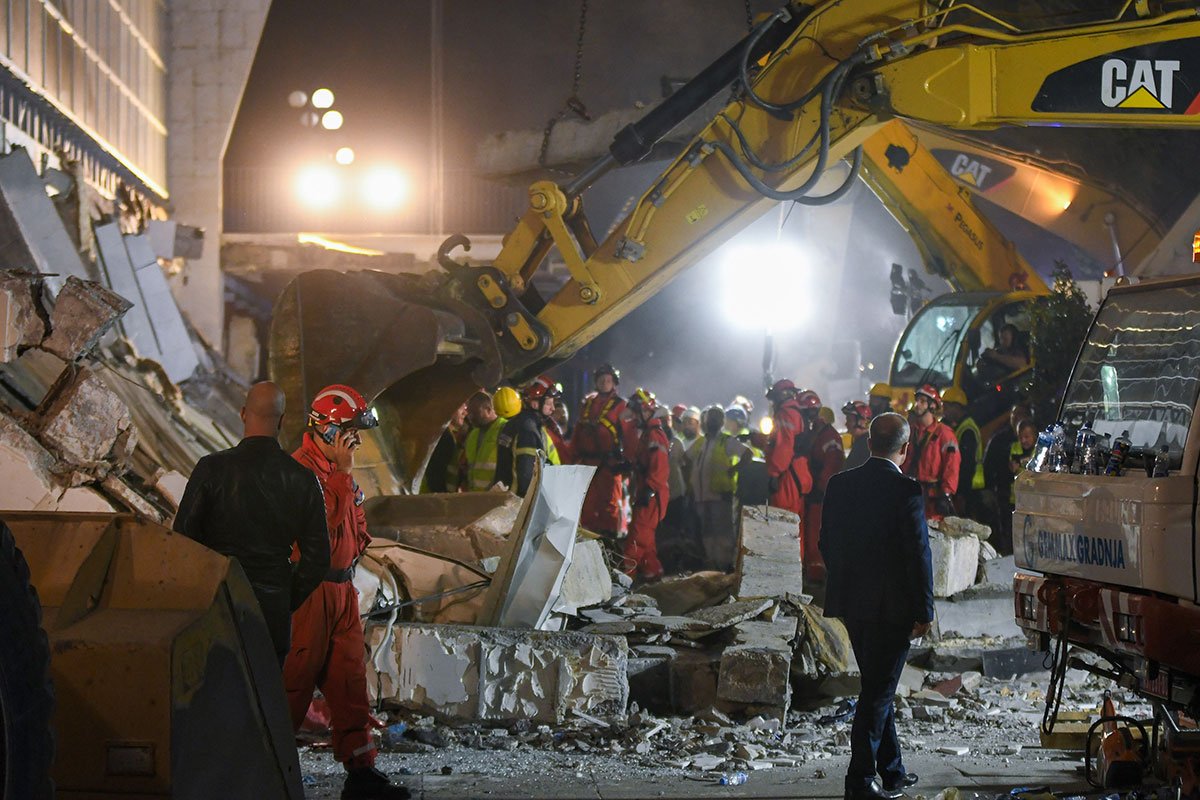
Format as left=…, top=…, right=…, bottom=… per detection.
left=890, top=299, right=985, bottom=388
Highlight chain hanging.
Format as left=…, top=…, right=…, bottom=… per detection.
left=539, top=0, right=591, bottom=168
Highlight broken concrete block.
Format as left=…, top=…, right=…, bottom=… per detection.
left=669, top=649, right=721, bottom=714
left=686, top=598, right=775, bottom=630
left=0, top=414, right=64, bottom=508
left=934, top=588, right=1022, bottom=639
left=638, top=570, right=735, bottom=616
left=981, top=554, right=1016, bottom=588
left=897, top=663, right=927, bottom=697
left=153, top=470, right=189, bottom=511
left=364, top=492, right=522, bottom=564
left=99, top=475, right=164, bottom=522
left=737, top=505, right=802, bottom=599
left=554, top=538, right=612, bottom=615
left=929, top=530, right=980, bottom=598
left=981, top=646, right=1048, bottom=679
left=0, top=271, right=46, bottom=361
left=37, top=367, right=137, bottom=470
left=717, top=617, right=798, bottom=718
left=374, top=623, right=628, bottom=725
left=937, top=515, right=991, bottom=541
left=41, top=276, right=132, bottom=362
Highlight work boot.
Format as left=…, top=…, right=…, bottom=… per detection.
left=341, top=766, right=411, bottom=800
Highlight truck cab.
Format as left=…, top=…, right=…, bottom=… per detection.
left=1014, top=275, right=1200, bottom=714
left=889, top=290, right=1038, bottom=431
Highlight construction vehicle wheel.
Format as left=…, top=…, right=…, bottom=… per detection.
left=0, top=522, right=54, bottom=800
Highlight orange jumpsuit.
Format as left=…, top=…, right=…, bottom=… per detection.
left=805, top=421, right=845, bottom=583
left=901, top=418, right=961, bottom=520
left=623, top=417, right=670, bottom=579
left=571, top=391, right=628, bottom=536
left=284, top=433, right=376, bottom=769
left=766, top=398, right=814, bottom=553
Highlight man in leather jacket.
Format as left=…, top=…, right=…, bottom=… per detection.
left=174, top=382, right=330, bottom=665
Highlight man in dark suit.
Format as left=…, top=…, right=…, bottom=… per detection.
left=819, top=413, right=934, bottom=800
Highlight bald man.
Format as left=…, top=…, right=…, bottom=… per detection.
left=174, top=382, right=331, bottom=664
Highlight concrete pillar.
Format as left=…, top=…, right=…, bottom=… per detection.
left=165, top=0, right=271, bottom=347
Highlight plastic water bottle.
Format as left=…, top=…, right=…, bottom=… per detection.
left=1073, top=424, right=1094, bottom=473
left=1028, top=426, right=1054, bottom=472
left=1048, top=424, right=1069, bottom=472
left=719, top=771, right=748, bottom=786
left=1153, top=445, right=1171, bottom=478
left=1104, top=431, right=1132, bottom=476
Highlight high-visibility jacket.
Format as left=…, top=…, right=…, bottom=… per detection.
left=462, top=416, right=507, bottom=491
left=689, top=431, right=741, bottom=501
left=902, top=419, right=961, bottom=498
left=954, top=416, right=986, bottom=491
left=544, top=429, right=561, bottom=465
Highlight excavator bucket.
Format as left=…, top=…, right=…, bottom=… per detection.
left=268, top=269, right=494, bottom=492
left=4, top=511, right=303, bottom=799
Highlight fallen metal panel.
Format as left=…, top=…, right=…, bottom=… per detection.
left=94, top=221, right=161, bottom=363
left=0, top=148, right=93, bottom=296
left=125, top=232, right=199, bottom=383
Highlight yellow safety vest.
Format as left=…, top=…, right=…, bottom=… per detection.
left=463, top=417, right=507, bottom=491
left=706, top=431, right=739, bottom=495
left=955, top=417, right=986, bottom=490
left=545, top=429, right=561, bottom=465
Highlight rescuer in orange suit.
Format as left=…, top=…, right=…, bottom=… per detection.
left=571, top=363, right=630, bottom=539
left=623, top=388, right=670, bottom=581
left=765, top=379, right=814, bottom=552
left=901, top=384, right=961, bottom=521
left=799, top=389, right=845, bottom=583
left=284, top=384, right=410, bottom=800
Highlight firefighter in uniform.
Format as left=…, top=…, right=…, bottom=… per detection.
left=842, top=400, right=872, bottom=471
left=940, top=386, right=985, bottom=521
left=901, top=384, right=961, bottom=520
left=765, top=379, right=814, bottom=553
left=571, top=363, right=630, bottom=538
left=623, top=388, right=670, bottom=581
left=799, top=389, right=844, bottom=583
left=496, top=376, right=561, bottom=497
left=284, top=384, right=409, bottom=800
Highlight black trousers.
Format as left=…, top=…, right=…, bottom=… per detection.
left=843, top=618, right=911, bottom=789
left=249, top=582, right=292, bottom=667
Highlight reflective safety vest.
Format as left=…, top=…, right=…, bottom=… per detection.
left=708, top=431, right=739, bottom=495
left=954, top=416, right=986, bottom=491
left=463, top=417, right=507, bottom=491
left=544, top=429, right=561, bottom=465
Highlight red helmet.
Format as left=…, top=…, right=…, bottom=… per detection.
left=796, top=389, right=822, bottom=410
left=766, top=378, right=797, bottom=403
left=309, top=384, right=378, bottom=429
left=523, top=375, right=563, bottom=403
left=671, top=403, right=687, bottom=418
left=915, top=384, right=942, bottom=406
left=629, top=387, right=657, bottom=413
left=842, top=400, right=871, bottom=420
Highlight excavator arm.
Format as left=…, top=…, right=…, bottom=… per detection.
left=270, top=1, right=1200, bottom=490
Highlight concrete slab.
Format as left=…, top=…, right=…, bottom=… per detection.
left=95, top=220, right=161, bottom=364
left=377, top=623, right=628, bottom=725
left=125, top=233, right=199, bottom=383
left=737, top=505, right=802, bottom=599
left=0, top=148, right=93, bottom=296
left=935, top=586, right=1023, bottom=639
left=929, top=530, right=980, bottom=598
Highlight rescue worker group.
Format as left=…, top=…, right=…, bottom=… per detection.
left=172, top=369, right=1036, bottom=800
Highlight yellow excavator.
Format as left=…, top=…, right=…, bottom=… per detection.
left=14, top=2, right=1200, bottom=797
left=271, top=1, right=1200, bottom=492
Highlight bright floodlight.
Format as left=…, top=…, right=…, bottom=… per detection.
left=311, top=88, right=335, bottom=109
left=287, top=90, right=307, bottom=108
left=335, top=147, right=355, bottom=165
left=321, top=110, right=344, bottom=130
left=295, top=165, right=341, bottom=210
left=759, top=416, right=774, bottom=435
left=362, top=167, right=408, bottom=211
left=720, top=242, right=809, bottom=331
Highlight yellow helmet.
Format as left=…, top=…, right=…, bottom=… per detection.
left=817, top=406, right=835, bottom=426
left=869, top=382, right=892, bottom=399
left=493, top=386, right=521, bottom=418
left=941, top=386, right=968, bottom=407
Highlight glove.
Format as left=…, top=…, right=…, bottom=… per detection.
left=934, top=493, right=954, bottom=517
left=635, top=486, right=655, bottom=508
left=768, top=475, right=781, bottom=494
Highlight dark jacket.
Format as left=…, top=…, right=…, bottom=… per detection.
left=174, top=436, right=330, bottom=610
left=819, top=457, right=934, bottom=626
left=496, top=408, right=547, bottom=497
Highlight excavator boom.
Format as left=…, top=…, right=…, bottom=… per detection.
left=270, top=1, right=1200, bottom=489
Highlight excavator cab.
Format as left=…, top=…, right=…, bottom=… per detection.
left=888, top=291, right=1038, bottom=431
